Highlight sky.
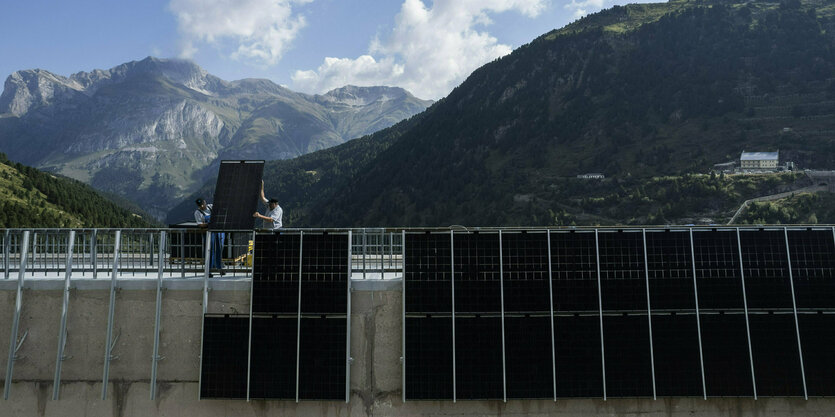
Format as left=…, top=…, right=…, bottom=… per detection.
left=1, top=0, right=656, bottom=100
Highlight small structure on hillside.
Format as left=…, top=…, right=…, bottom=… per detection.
left=577, top=173, right=605, bottom=179
left=740, top=151, right=779, bottom=170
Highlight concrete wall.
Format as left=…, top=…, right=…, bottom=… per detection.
left=3, top=286, right=835, bottom=417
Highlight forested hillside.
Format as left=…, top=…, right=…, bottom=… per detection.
left=0, top=153, right=158, bottom=227
left=172, top=0, right=835, bottom=227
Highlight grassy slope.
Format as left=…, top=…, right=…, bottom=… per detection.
left=0, top=154, right=159, bottom=228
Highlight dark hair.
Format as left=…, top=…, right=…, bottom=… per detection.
left=268, top=198, right=278, bottom=204
left=195, top=198, right=205, bottom=206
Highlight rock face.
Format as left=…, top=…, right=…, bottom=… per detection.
left=0, top=57, right=432, bottom=218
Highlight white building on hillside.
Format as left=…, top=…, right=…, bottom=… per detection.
left=740, top=151, right=779, bottom=170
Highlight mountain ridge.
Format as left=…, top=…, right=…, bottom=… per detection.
left=0, top=57, right=432, bottom=218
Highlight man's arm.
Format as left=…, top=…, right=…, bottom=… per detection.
left=253, top=212, right=273, bottom=223
left=259, top=180, right=268, bottom=204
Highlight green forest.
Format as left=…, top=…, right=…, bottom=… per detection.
left=0, top=153, right=158, bottom=228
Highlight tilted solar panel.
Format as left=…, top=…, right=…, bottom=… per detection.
left=210, top=160, right=264, bottom=230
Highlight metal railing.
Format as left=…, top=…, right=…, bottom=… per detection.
left=0, top=228, right=405, bottom=281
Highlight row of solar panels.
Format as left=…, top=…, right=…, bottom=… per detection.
left=200, top=233, right=351, bottom=400
left=404, top=228, right=835, bottom=400
left=200, top=227, right=835, bottom=401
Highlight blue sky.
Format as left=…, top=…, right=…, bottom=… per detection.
left=1, top=0, right=656, bottom=100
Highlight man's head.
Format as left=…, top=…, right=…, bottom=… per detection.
left=268, top=198, right=279, bottom=210
left=195, top=198, right=207, bottom=210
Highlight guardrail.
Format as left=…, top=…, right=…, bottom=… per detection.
left=0, top=228, right=405, bottom=281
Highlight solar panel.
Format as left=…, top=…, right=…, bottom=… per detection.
left=700, top=313, right=754, bottom=397
left=249, top=316, right=297, bottom=399
left=603, top=314, right=653, bottom=397
left=739, top=230, right=794, bottom=309
left=551, top=231, right=599, bottom=313
left=598, top=230, right=648, bottom=311
left=798, top=313, right=835, bottom=396
left=748, top=313, right=804, bottom=396
left=300, top=233, right=349, bottom=314
left=455, top=315, right=503, bottom=399
left=505, top=316, right=553, bottom=399
left=209, top=160, right=264, bottom=230
left=646, top=230, right=695, bottom=310
left=405, top=316, right=454, bottom=400
left=788, top=230, right=835, bottom=308
left=502, top=232, right=550, bottom=313
left=252, top=233, right=300, bottom=314
left=404, top=232, right=452, bottom=313
left=200, top=315, right=250, bottom=399
left=298, top=317, right=347, bottom=400
left=692, top=230, right=745, bottom=310
left=454, top=233, right=501, bottom=314
left=553, top=315, right=603, bottom=397
left=651, top=313, right=703, bottom=396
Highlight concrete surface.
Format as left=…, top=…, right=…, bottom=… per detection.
left=3, top=285, right=835, bottom=416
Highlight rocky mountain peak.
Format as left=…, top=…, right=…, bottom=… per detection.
left=0, top=69, right=85, bottom=116
left=70, top=57, right=223, bottom=96
left=316, top=85, right=418, bottom=107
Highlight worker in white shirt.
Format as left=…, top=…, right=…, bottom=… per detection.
left=253, top=181, right=283, bottom=230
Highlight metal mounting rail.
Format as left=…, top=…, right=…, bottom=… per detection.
left=150, top=231, right=166, bottom=400
left=52, top=230, right=76, bottom=400
left=4, top=231, right=30, bottom=400
left=101, top=231, right=122, bottom=400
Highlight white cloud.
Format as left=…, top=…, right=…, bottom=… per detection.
left=291, top=0, right=546, bottom=100
left=169, top=0, right=312, bottom=66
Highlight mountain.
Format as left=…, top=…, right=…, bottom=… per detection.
left=169, top=0, right=835, bottom=227
left=0, top=57, right=432, bottom=219
left=0, top=153, right=158, bottom=228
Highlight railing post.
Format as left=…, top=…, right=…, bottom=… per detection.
left=180, top=230, right=186, bottom=278
left=102, top=230, right=122, bottom=400
left=689, top=229, right=707, bottom=399
left=3, top=230, right=9, bottom=279
left=91, top=229, right=98, bottom=279
left=362, top=229, right=367, bottom=280
left=30, top=231, right=37, bottom=277
left=735, top=228, right=758, bottom=399
left=379, top=229, right=384, bottom=275
left=783, top=227, right=808, bottom=400
left=4, top=231, right=30, bottom=400
left=52, top=230, right=76, bottom=400
left=151, top=231, right=166, bottom=400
